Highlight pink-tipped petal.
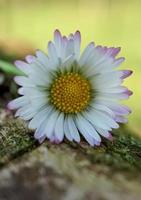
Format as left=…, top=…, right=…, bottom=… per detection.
left=123, top=89, right=133, bottom=97
left=107, top=133, right=113, bottom=141
left=113, top=57, right=125, bottom=67
left=74, top=30, right=81, bottom=41
left=95, top=45, right=102, bottom=51
left=14, top=76, right=24, bottom=86
left=94, top=140, right=101, bottom=146
left=7, top=96, right=27, bottom=110
left=54, top=29, right=62, bottom=37
left=8, top=102, right=15, bottom=110
left=34, top=127, right=45, bottom=141
left=116, top=89, right=133, bottom=100
left=25, top=55, right=36, bottom=63
left=68, top=33, right=74, bottom=39
left=120, top=70, right=133, bottom=79
left=18, top=87, right=24, bottom=95
left=54, top=29, right=62, bottom=43
left=50, top=135, right=62, bottom=144
left=62, top=36, right=68, bottom=43
left=7, top=101, right=14, bottom=110
left=38, top=135, right=46, bottom=144
left=115, top=116, right=128, bottom=124
left=73, top=30, right=81, bottom=59
left=111, top=47, right=121, bottom=57
left=107, top=104, right=131, bottom=116
left=15, top=60, right=30, bottom=74
left=122, top=105, right=132, bottom=114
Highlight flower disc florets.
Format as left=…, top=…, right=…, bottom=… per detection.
left=50, top=72, right=91, bottom=113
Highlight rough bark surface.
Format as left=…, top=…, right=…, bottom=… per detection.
left=0, top=109, right=141, bottom=200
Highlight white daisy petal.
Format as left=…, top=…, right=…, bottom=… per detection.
left=29, top=96, right=48, bottom=109
left=8, top=96, right=28, bottom=110
left=14, top=76, right=35, bottom=87
left=25, top=55, right=36, bottom=64
left=75, top=115, right=101, bottom=142
left=45, top=110, right=59, bottom=139
left=67, top=116, right=80, bottom=142
left=18, top=87, right=24, bottom=95
left=83, top=110, right=112, bottom=131
left=75, top=117, right=95, bottom=146
left=54, top=113, right=64, bottom=142
left=83, top=57, right=114, bottom=77
left=95, top=127, right=111, bottom=139
left=79, top=42, right=95, bottom=66
left=22, top=87, right=46, bottom=98
left=96, top=86, right=128, bottom=93
left=91, top=109, right=119, bottom=129
left=91, top=103, right=115, bottom=117
left=34, top=109, right=58, bottom=140
left=83, top=134, right=95, bottom=146
left=62, top=54, right=75, bottom=67
left=74, top=30, right=81, bottom=59
left=107, top=103, right=131, bottom=116
left=65, top=39, right=75, bottom=58
left=34, top=120, right=47, bottom=140
left=61, top=36, right=68, bottom=60
left=115, top=115, right=128, bottom=124
left=48, top=41, right=59, bottom=65
left=15, top=60, right=31, bottom=74
left=29, top=59, right=49, bottom=74
left=28, top=105, right=53, bottom=129
left=113, top=57, right=125, bottom=67
left=29, top=72, right=50, bottom=86
left=95, top=99, right=131, bottom=116
left=92, top=73, right=122, bottom=88
left=54, top=29, right=62, bottom=57
left=36, top=50, right=48, bottom=65
left=16, top=107, right=36, bottom=120
left=64, top=116, right=73, bottom=141
left=97, top=91, right=131, bottom=100
left=38, top=135, right=46, bottom=144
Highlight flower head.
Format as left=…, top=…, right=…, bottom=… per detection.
left=8, top=30, right=132, bottom=146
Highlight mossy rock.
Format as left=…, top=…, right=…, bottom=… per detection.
left=0, top=111, right=37, bottom=167
left=0, top=109, right=141, bottom=176
left=0, top=109, right=141, bottom=199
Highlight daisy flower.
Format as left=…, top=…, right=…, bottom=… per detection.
left=8, top=30, right=132, bottom=146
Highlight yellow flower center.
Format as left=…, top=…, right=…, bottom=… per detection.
left=50, top=73, right=91, bottom=113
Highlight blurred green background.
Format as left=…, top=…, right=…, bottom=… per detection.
left=0, top=0, right=140, bottom=134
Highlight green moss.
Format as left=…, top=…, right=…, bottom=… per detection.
left=0, top=118, right=37, bottom=167
left=67, top=126, right=141, bottom=178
